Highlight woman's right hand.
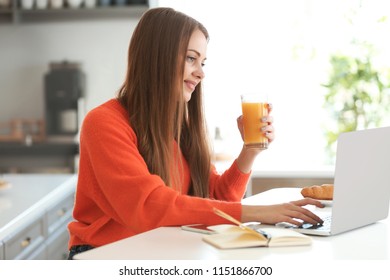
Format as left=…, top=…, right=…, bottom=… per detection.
left=241, top=198, right=324, bottom=226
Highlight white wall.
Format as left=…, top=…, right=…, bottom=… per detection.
left=0, top=19, right=138, bottom=121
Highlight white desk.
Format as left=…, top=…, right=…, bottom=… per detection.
left=75, top=188, right=389, bottom=260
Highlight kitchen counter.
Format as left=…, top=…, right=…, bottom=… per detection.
left=0, top=142, right=78, bottom=157
left=215, top=161, right=335, bottom=196
left=0, top=174, right=77, bottom=259
left=215, top=160, right=335, bottom=176
left=0, top=142, right=79, bottom=173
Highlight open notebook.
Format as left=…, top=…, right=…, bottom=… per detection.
left=202, top=208, right=312, bottom=249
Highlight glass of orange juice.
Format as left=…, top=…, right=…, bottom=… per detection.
left=241, top=93, right=269, bottom=149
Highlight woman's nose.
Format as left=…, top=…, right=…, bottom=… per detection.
left=194, top=65, right=205, bottom=79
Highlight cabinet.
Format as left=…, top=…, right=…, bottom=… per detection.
left=3, top=215, right=46, bottom=260
left=0, top=1, right=150, bottom=24
left=0, top=241, right=4, bottom=259
left=46, top=191, right=74, bottom=237
left=1, top=189, right=75, bottom=260
left=0, top=174, right=77, bottom=259
left=46, top=224, right=71, bottom=260
left=45, top=191, right=75, bottom=260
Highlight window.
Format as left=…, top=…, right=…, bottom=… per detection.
left=159, top=0, right=390, bottom=170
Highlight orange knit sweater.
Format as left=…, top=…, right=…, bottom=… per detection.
left=68, top=99, right=250, bottom=248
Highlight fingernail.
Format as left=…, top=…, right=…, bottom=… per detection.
left=261, top=126, right=266, bottom=131
left=261, top=117, right=267, bottom=122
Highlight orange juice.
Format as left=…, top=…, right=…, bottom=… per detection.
left=241, top=101, right=268, bottom=149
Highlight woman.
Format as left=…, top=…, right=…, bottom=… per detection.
left=67, top=7, right=323, bottom=259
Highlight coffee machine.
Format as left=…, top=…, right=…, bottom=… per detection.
left=44, top=61, right=85, bottom=137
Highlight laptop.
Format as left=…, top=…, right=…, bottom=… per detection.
left=276, top=126, right=390, bottom=236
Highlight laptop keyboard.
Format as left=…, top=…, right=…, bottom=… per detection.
left=276, top=215, right=331, bottom=231
left=299, top=215, right=331, bottom=230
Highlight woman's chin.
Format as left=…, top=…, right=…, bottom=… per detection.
left=183, top=92, right=192, bottom=102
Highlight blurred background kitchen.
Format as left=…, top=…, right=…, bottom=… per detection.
left=1, top=0, right=390, bottom=175
left=0, top=0, right=152, bottom=261
left=0, top=0, right=390, bottom=261
left=0, top=0, right=150, bottom=173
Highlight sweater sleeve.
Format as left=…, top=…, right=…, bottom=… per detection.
left=209, top=161, right=251, bottom=202
left=75, top=104, right=243, bottom=234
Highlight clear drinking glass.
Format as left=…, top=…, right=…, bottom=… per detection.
left=241, top=93, right=269, bottom=149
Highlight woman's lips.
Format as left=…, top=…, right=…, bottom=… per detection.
left=185, top=80, right=197, bottom=91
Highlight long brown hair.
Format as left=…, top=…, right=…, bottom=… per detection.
left=117, top=7, right=211, bottom=198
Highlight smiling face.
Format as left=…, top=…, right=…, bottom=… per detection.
left=183, top=29, right=208, bottom=102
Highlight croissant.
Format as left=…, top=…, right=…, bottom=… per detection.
left=301, top=184, right=334, bottom=200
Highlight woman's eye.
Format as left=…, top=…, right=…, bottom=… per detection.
left=186, top=56, right=205, bottom=67
left=186, top=56, right=196, bottom=63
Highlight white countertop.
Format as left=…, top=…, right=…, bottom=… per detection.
left=0, top=174, right=76, bottom=241
left=75, top=188, right=389, bottom=260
